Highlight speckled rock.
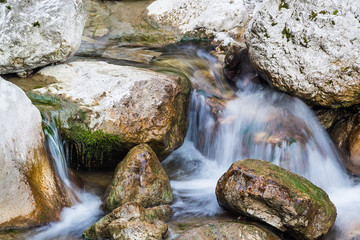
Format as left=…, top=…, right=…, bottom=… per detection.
left=104, top=144, right=173, bottom=211
left=146, top=0, right=251, bottom=47
left=31, top=61, right=191, bottom=169
left=177, top=221, right=281, bottom=240
left=216, top=159, right=337, bottom=240
left=83, top=202, right=172, bottom=240
left=0, top=0, right=86, bottom=74
left=246, top=0, right=360, bottom=108
left=0, top=78, right=72, bottom=229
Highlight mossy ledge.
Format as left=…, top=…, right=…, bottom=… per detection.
left=63, top=125, right=125, bottom=170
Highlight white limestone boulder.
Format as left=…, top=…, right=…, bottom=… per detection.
left=32, top=61, right=191, bottom=168
left=146, top=0, right=249, bottom=46
left=0, top=77, right=72, bottom=229
left=0, top=0, right=87, bottom=74
left=246, top=0, right=360, bottom=108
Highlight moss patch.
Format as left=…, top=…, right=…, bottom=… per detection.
left=64, top=125, right=123, bottom=170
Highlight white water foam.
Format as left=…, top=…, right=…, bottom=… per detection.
left=162, top=46, right=360, bottom=239
left=27, top=116, right=102, bottom=240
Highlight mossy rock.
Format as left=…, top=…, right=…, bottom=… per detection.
left=216, top=159, right=337, bottom=240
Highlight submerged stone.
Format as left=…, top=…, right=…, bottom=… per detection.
left=177, top=220, right=281, bottom=240
left=104, top=144, right=173, bottom=211
left=216, top=159, right=337, bottom=240
left=0, top=77, right=72, bottom=229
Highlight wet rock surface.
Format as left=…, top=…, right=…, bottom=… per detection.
left=177, top=220, right=281, bottom=240
left=330, top=113, right=360, bottom=175
left=216, top=159, right=337, bottom=240
left=246, top=0, right=360, bottom=108
left=0, top=77, right=72, bottom=229
left=0, top=0, right=86, bottom=74
left=104, top=144, right=173, bottom=211
left=83, top=202, right=172, bottom=240
left=28, top=60, right=191, bottom=169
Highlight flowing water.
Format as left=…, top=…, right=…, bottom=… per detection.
left=8, top=43, right=360, bottom=239
left=158, top=44, right=360, bottom=239
left=26, top=115, right=103, bottom=240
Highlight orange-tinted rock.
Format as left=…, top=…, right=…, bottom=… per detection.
left=0, top=78, right=72, bottom=230
left=104, top=144, right=173, bottom=211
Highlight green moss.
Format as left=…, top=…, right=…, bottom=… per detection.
left=319, top=10, right=329, bottom=14
left=278, top=0, right=289, bottom=11
left=281, top=24, right=294, bottom=42
left=27, top=92, right=63, bottom=111
left=33, top=21, right=40, bottom=27
left=333, top=10, right=338, bottom=15
left=64, top=125, right=122, bottom=170
left=300, top=36, right=309, bottom=48
left=6, top=5, right=10, bottom=9
left=240, top=159, right=335, bottom=215
left=309, top=11, right=318, bottom=20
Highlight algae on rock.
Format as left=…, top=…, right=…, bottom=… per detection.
left=216, top=159, right=337, bottom=240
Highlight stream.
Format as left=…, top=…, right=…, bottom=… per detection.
left=6, top=43, right=360, bottom=239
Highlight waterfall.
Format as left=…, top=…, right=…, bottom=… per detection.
left=27, top=114, right=102, bottom=240
left=162, top=45, right=360, bottom=239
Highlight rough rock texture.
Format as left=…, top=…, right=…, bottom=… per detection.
left=246, top=0, right=360, bottom=108
left=77, top=0, right=176, bottom=59
left=0, top=78, right=72, bottom=229
left=32, top=61, right=191, bottom=168
left=216, top=159, right=337, bottom=240
left=104, top=144, right=173, bottom=211
left=177, top=221, right=281, bottom=240
left=147, top=0, right=248, bottom=33
left=146, top=0, right=250, bottom=47
left=83, top=202, right=172, bottom=240
left=0, top=0, right=87, bottom=74
left=330, top=113, right=360, bottom=175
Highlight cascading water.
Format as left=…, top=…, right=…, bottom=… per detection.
left=160, top=45, right=360, bottom=239
left=14, top=43, right=360, bottom=239
left=27, top=115, right=102, bottom=240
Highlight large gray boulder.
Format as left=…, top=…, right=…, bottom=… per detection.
left=0, top=0, right=87, bottom=74
left=0, top=77, right=72, bottom=229
left=246, top=0, right=360, bottom=108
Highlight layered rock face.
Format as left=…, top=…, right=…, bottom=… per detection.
left=246, top=0, right=360, bottom=108
left=216, top=159, right=337, bottom=240
left=0, top=78, right=72, bottom=229
left=0, top=0, right=87, bottom=74
left=104, top=144, right=173, bottom=211
left=32, top=61, right=191, bottom=168
left=83, top=202, right=172, bottom=240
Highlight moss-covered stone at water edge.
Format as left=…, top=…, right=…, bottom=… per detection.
left=216, top=159, right=337, bottom=240
left=64, top=126, right=124, bottom=170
